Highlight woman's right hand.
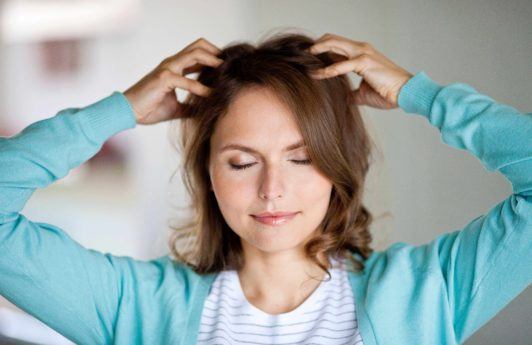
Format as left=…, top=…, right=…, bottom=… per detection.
left=124, top=38, right=223, bottom=125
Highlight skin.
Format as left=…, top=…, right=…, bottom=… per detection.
left=124, top=34, right=413, bottom=314
left=208, top=85, right=333, bottom=313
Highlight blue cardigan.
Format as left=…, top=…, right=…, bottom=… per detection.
left=0, top=72, right=530, bottom=345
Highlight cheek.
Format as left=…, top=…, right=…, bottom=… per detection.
left=211, top=167, right=255, bottom=218
left=298, top=174, right=333, bottom=227
left=300, top=174, right=332, bottom=202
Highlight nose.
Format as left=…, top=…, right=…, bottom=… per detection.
left=258, top=164, right=284, bottom=200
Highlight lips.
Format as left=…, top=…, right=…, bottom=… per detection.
left=251, top=211, right=299, bottom=226
left=253, top=211, right=298, bottom=218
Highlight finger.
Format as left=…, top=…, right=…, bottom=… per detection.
left=308, top=37, right=371, bottom=59
left=351, top=80, right=397, bottom=109
left=163, top=38, right=222, bottom=68
left=183, top=37, right=222, bottom=56
left=313, top=32, right=337, bottom=44
left=167, top=48, right=224, bottom=75
left=350, top=88, right=362, bottom=105
left=312, top=33, right=367, bottom=48
left=327, top=52, right=349, bottom=64
left=308, top=39, right=353, bottom=59
left=183, top=63, right=208, bottom=76
left=161, top=70, right=212, bottom=97
left=311, top=33, right=327, bottom=46
left=307, top=50, right=347, bottom=64
left=350, top=80, right=371, bottom=105
left=176, top=76, right=212, bottom=97
left=311, top=54, right=371, bottom=79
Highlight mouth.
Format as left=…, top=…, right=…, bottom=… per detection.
left=251, top=212, right=299, bottom=226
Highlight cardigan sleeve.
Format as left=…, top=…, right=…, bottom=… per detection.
left=0, top=92, right=137, bottom=344
left=397, top=72, right=532, bottom=344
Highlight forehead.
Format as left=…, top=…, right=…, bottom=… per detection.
left=211, top=86, right=303, bottom=152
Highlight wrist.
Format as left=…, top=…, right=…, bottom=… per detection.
left=390, top=72, right=414, bottom=107
left=397, top=71, right=443, bottom=115
left=123, top=90, right=141, bottom=123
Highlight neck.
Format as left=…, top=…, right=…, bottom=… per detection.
left=237, top=245, right=329, bottom=315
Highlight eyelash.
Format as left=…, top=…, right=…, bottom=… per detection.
left=230, top=159, right=312, bottom=171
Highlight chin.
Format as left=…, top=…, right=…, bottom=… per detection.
left=247, top=228, right=307, bottom=254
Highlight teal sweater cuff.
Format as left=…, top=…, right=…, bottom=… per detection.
left=78, top=91, right=137, bottom=143
left=398, top=71, right=444, bottom=116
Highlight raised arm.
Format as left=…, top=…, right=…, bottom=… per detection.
left=0, top=93, right=137, bottom=344
left=0, top=38, right=224, bottom=344
left=398, top=71, right=531, bottom=343
left=308, top=33, right=531, bottom=343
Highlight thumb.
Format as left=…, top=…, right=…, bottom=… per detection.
left=351, top=79, right=397, bottom=109
left=351, top=80, right=373, bottom=105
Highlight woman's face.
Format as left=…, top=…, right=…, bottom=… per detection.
left=208, top=86, right=333, bottom=257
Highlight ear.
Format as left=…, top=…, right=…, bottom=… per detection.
left=208, top=172, right=214, bottom=192
left=206, top=160, right=214, bottom=191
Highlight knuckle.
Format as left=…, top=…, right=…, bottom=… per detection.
left=159, top=58, right=171, bottom=68
left=190, top=80, right=206, bottom=94
left=157, top=68, right=173, bottom=80
left=180, top=77, right=189, bottom=89
left=325, top=66, right=336, bottom=75
left=196, top=47, right=208, bottom=55
left=185, top=78, right=197, bottom=89
left=358, top=53, right=371, bottom=63
left=189, top=47, right=205, bottom=57
left=319, top=33, right=331, bottom=41
left=360, top=41, right=374, bottom=52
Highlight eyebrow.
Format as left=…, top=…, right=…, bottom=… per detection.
left=219, top=139, right=306, bottom=154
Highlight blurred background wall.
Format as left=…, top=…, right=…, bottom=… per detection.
left=0, top=0, right=530, bottom=344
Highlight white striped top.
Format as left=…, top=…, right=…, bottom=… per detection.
left=197, top=256, right=364, bottom=345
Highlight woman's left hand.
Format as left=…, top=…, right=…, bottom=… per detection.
left=307, top=33, right=413, bottom=109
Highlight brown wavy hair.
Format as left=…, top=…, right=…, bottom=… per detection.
left=168, top=32, right=375, bottom=278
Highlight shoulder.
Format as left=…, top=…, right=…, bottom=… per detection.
left=349, top=237, right=453, bottom=278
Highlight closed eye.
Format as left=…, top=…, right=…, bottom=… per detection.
left=230, top=159, right=312, bottom=171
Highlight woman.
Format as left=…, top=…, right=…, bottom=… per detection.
left=0, top=32, right=530, bottom=345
